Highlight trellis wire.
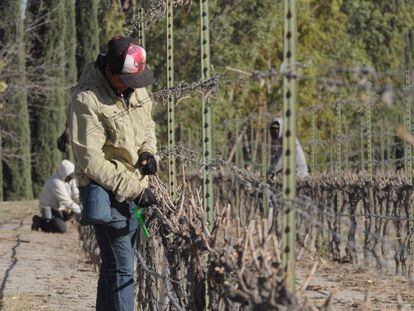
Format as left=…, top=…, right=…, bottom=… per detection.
left=74, top=1, right=414, bottom=308
left=76, top=137, right=414, bottom=309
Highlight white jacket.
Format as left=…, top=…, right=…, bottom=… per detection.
left=39, top=160, right=80, bottom=213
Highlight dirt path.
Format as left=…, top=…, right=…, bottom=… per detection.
left=1, top=201, right=413, bottom=310
left=0, top=201, right=97, bottom=311
left=297, top=255, right=414, bottom=310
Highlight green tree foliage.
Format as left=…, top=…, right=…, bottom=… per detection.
left=65, top=0, right=77, bottom=87
left=76, top=0, right=100, bottom=77
left=342, top=0, right=414, bottom=71
left=141, top=0, right=413, bottom=172
left=62, top=0, right=77, bottom=161
left=0, top=0, right=33, bottom=200
left=99, top=0, right=126, bottom=51
left=26, top=0, right=67, bottom=196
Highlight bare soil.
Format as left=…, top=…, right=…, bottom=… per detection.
left=0, top=200, right=96, bottom=311
left=1, top=200, right=413, bottom=310
left=297, top=254, right=414, bottom=310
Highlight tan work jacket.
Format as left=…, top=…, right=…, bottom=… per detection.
left=69, top=61, right=156, bottom=202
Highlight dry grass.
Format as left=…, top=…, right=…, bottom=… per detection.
left=0, top=200, right=38, bottom=224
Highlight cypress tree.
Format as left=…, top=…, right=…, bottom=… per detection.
left=63, top=0, right=77, bottom=160
left=0, top=137, right=2, bottom=201
left=65, top=0, right=77, bottom=88
left=0, top=62, right=6, bottom=201
left=26, top=0, right=66, bottom=196
left=99, top=0, right=113, bottom=24
left=76, top=0, right=99, bottom=77
left=99, top=0, right=126, bottom=51
left=0, top=0, right=33, bottom=200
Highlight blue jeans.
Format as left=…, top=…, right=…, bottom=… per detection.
left=93, top=190, right=138, bottom=311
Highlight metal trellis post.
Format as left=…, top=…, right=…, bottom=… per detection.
left=388, top=130, right=393, bottom=172
left=380, top=128, right=385, bottom=172
left=167, top=0, right=177, bottom=198
left=405, top=69, right=412, bottom=182
left=235, top=123, right=241, bottom=219
left=345, top=128, right=350, bottom=171
left=360, top=118, right=365, bottom=171
left=281, top=0, right=297, bottom=293
left=200, top=0, right=213, bottom=228
left=262, top=99, right=269, bottom=216
left=336, top=100, right=342, bottom=212
left=200, top=2, right=213, bottom=308
left=137, top=7, right=146, bottom=48
left=330, top=131, right=334, bottom=171
left=336, top=100, right=342, bottom=177
left=311, top=108, right=316, bottom=172
left=367, top=84, right=373, bottom=180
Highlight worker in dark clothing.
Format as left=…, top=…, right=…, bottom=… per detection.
left=269, top=117, right=310, bottom=178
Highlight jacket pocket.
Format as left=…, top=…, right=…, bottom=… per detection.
left=101, top=107, right=127, bottom=143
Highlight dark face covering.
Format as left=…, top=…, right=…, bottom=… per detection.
left=65, top=173, right=75, bottom=183
left=270, top=125, right=280, bottom=139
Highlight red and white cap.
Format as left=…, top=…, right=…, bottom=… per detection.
left=106, top=36, right=154, bottom=88
left=122, top=45, right=146, bottom=74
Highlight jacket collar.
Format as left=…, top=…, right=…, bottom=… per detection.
left=96, top=54, right=141, bottom=107
left=77, top=55, right=143, bottom=108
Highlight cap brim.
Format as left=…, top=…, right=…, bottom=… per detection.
left=118, top=67, right=155, bottom=89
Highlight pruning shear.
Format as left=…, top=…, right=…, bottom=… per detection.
left=132, top=203, right=151, bottom=238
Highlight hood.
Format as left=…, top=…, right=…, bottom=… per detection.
left=57, top=160, right=75, bottom=181
left=270, top=117, right=283, bottom=140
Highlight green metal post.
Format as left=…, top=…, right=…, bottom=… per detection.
left=360, top=119, right=365, bottom=171
left=235, top=123, right=241, bottom=220
left=336, top=100, right=342, bottom=176
left=311, top=108, right=316, bottom=172
left=281, top=0, right=297, bottom=293
left=405, top=69, right=412, bottom=182
left=167, top=0, right=177, bottom=198
left=200, top=0, right=213, bottom=229
left=388, top=130, right=394, bottom=172
left=200, top=2, right=213, bottom=308
left=380, top=128, right=385, bottom=172
left=137, top=8, right=146, bottom=48
left=367, top=84, right=373, bottom=180
left=261, top=101, right=269, bottom=216
left=345, top=128, right=350, bottom=171
left=330, top=131, right=334, bottom=171
left=336, top=100, right=342, bottom=229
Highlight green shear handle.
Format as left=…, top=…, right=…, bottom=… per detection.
left=132, top=205, right=151, bottom=238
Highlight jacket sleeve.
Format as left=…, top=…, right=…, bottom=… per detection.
left=69, top=179, right=80, bottom=204
left=54, top=180, right=81, bottom=211
left=137, top=88, right=157, bottom=155
left=69, top=92, right=145, bottom=201
left=269, top=141, right=283, bottom=176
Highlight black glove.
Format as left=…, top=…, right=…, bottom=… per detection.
left=138, top=152, right=157, bottom=175
left=135, top=188, right=157, bottom=208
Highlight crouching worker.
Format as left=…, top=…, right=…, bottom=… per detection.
left=269, top=116, right=310, bottom=179
left=69, top=36, right=158, bottom=311
left=32, top=160, right=81, bottom=233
